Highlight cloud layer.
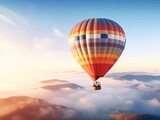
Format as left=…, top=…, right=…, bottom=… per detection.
left=0, top=72, right=160, bottom=120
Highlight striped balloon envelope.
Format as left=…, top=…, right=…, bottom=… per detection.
left=69, top=18, right=126, bottom=82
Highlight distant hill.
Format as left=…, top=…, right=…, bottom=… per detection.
left=40, top=79, right=84, bottom=91
left=42, top=83, right=84, bottom=91
left=40, top=79, right=67, bottom=84
left=106, top=72, right=149, bottom=78
left=0, top=96, right=87, bottom=120
left=110, top=74, right=160, bottom=81
left=130, top=83, right=151, bottom=90
left=113, top=113, right=160, bottom=120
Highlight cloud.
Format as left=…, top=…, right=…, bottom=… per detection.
left=0, top=96, right=80, bottom=120
left=31, top=76, right=160, bottom=115
left=0, top=13, right=15, bottom=25
left=44, top=73, right=160, bottom=117
left=52, top=28, right=66, bottom=40
left=77, top=97, right=96, bottom=110
left=136, top=83, right=150, bottom=90
left=111, top=73, right=160, bottom=81
left=0, top=6, right=29, bottom=26
left=1, top=72, right=160, bottom=119
left=0, top=27, right=69, bottom=75
left=51, top=27, right=68, bottom=53
left=0, top=6, right=72, bottom=74
left=30, top=27, right=67, bottom=57
left=148, top=98, right=160, bottom=107
left=125, top=100, right=134, bottom=105
left=0, top=36, right=56, bottom=59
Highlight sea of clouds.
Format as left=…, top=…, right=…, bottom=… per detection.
left=0, top=71, right=160, bottom=119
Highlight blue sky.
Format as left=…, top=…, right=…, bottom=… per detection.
left=0, top=0, right=160, bottom=79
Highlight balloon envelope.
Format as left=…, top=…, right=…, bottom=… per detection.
left=69, top=18, right=126, bottom=81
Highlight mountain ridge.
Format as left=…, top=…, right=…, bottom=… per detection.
left=0, top=96, right=87, bottom=120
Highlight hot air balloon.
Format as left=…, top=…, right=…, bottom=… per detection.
left=68, top=18, right=126, bottom=90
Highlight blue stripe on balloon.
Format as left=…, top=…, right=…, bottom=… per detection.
left=74, top=34, right=108, bottom=40
left=101, top=34, right=108, bottom=38
left=80, top=35, right=86, bottom=40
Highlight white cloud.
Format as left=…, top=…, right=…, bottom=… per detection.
left=125, top=100, right=134, bottom=105
left=38, top=107, right=53, bottom=116
left=0, top=35, right=56, bottom=58
left=131, top=79, right=140, bottom=84
left=148, top=98, right=160, bottom=107
left=63, top=109, right=77, bottom=119
left=77, top=97, right=96, bottom=110
left=0, top=13, right=15, bottom=25
left=0, top=6, right=29, bottom=26
left=1, top=72, right=160, bottom=118
left=137, top=83, right=150, bottom=90
left=0, top=6, right=72, bottom=73
left=52, top=28, right=66, bottom=40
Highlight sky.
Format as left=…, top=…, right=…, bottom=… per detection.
left=0, top=0, right=160, bottom=82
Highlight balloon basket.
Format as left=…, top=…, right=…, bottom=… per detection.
left=93, top=86, right=101, bottom=90
left=93, top=81, right=101, bottom=90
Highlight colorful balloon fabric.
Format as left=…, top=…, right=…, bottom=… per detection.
left=69, top=18, right=126, bottom=81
